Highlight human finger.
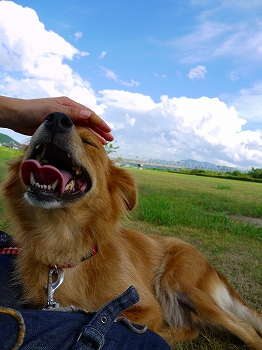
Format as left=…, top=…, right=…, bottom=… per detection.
left=53, top=102, right=113, bottom=141
left=73, top=119, right=114, bottom=142
left=55, top=98, right=109, bottom=130
left=56, top=103, right=112, bottom=133
left=88, top=129, right=107, bottom=145
left=79, top=110, right=111, bottom=132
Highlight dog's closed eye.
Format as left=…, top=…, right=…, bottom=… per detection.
left=82, top=139, right=98, bottom=148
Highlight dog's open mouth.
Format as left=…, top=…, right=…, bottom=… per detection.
left=20, top=143, right=92, bottom=202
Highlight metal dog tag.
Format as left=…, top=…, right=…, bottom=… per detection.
left=43, top=266, right=64, bottom=309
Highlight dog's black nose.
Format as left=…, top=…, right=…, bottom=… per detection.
left=44, top=112, right=73, bottom=134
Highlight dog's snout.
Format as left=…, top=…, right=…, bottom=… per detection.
left=44, top=112, right=73, bottom=134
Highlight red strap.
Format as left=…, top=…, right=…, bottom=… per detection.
left=48, top=245, right=98, bottom=269
left=0, top=247, right=21, bottom=256
left=0, top=245, right=97, bottom=268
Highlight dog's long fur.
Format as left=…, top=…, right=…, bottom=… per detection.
left=2, top=114, right=262, bottom=348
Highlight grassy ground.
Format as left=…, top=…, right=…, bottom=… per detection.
left=130, top=168, right=262, bottom=239
left=0, top=147, right=21, bottom=231
left=0, top=146, right=21, bottom=181
left=126, top=168, right=262, bottom=349
left=0, top=149, right=261, bottom=349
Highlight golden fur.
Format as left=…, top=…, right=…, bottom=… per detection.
left=2, top=114, right=262, bottom=349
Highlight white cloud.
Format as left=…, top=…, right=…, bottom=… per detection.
left=124, top=79, right=140, bottom=87
left=170, top=21, right=230, bottom=63
left=99, top=90, right=156, bottom=111
left=169, top=16, right=262, bottom=65
left=188, top=66, right=207, bottom=80
left=0, top=1, right=94, bottom=104
left=79, top=51, right=90, bottom=57
left=74, top=31, right=82, bottom=41
left=212, top=22, right=262, bottom=61
left=228, top=72, right=239, bottom=82
left=0, top=1, right=261, bottom=169
left=126, top=113, right=135, bottom=126
left=99, top=51, right=107, bottom=59
left=100, top=91, right=262, bottom=168
left=0, top=2, right=79, bottom=72
left=100, top=66, right=118, bottom=81
left=221, top=81, right=262, bottom=124
left=100, top=66, right=140, bottom=87
left=153, top=72, right=167, bottom=78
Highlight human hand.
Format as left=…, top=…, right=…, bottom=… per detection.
left=0, top=96, right=114, bottom=144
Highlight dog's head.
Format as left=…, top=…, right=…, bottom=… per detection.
left=2, top=112, right=137, bottom=215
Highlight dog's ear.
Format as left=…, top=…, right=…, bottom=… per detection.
left=108, top=162, right=137, bottom=212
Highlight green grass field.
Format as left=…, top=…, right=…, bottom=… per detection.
left=0, top=147, right=22, bottom=231
left=130, top=168, right=262, bottom=239
left=0, top=146, right=21, bottom=181
left=0, top=147, right=261, bottom=349
left=126, top=168, right=262, bottom=349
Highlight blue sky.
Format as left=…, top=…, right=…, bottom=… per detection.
left=0, top=0, right=262, bottom=168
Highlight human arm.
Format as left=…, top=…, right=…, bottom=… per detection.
left=0, top=96, right=114, bottom=144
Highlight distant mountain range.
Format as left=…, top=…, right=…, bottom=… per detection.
left=150, top=158, right=246, bottom=171
left=114, top=157, right=246, bottom=172
left=0, top=133, right=20, bottom=145
left=175, top=159, right=244, bottom=171
left=179, top=159, right=223, bottom=167
left=181, top=158, right=211, bottom=164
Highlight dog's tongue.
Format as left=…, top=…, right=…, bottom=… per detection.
left=21, top=160, right=72, bottom=194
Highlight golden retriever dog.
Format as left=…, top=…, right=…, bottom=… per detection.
left=2, top=112, right=262, bottom=349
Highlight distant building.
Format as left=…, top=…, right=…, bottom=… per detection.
left=0, top=142, right=21, bottom=150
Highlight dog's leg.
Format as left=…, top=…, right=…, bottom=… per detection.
left=155, top=279, right=200, bottom=343
left=188, top=285, right=262, bottom=350
left=155, top=248, right=262, bottom=349
left=157, top=281, right=262, bottom=349
left=212, top=277, right=262, bottom=337
left=156, top=327, right=200, bottom=346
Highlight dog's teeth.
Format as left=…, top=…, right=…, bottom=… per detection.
left=35, top=144, right=41, bottom=150
left=30, top=172, right=35, bottom=186
left=52, top=179, right=59, bottom=190
left=36, top=155, right=42, bottom=162
left=72, top=166, right=82, bottom=175
left=41, top=145, right=47, bottom=158
left=65, top=180, right=75, bottom=191
left=40, top=159, right=49, bottom=165
left=29, top=172, right=56, bottom=192
left=68, top=153, right=71, bottom=158
left=76, top=166, right=82, bottom=175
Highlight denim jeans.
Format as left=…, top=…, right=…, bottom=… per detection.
left=0, top=255, right=171, bottom=350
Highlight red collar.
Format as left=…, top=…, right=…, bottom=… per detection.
left=48, top=245, right=98, bottom=269
left=0, top=246, right=98, bottom=269
left=0, top=247, right=21, bottom=255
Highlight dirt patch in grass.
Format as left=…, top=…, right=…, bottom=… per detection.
left=228, top=214, right=262, bottom=228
